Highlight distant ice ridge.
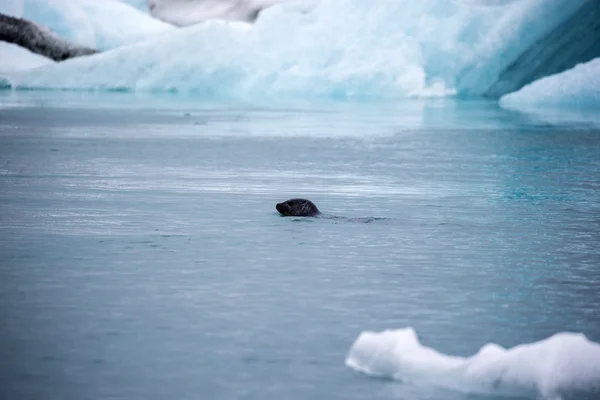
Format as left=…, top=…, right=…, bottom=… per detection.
left=500, top=58, right=600, bottom=110
left=346, top=328, right=600, bottom=400
left=0, top=0, right=593, bottom=100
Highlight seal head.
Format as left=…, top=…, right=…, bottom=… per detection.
left=276, top=198, right=320, bottom=217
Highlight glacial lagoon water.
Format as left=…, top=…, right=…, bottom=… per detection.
left=0, top=92, right=599, bottom=400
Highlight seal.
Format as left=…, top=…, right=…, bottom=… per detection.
left=276, top=198, right=320, bottom=217
left=275, top=198, right=386, bottom=223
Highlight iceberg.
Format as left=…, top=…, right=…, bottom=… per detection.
left=346, top=327, right=600, bottom=400
left=500, top=58, right=600, bottom=110
left=0, top=0, right=581, bottom=98
left=467, top=0, right=600, bottom=98
left=0, top=0, right=598, bottom=103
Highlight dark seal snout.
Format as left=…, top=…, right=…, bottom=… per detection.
left=276, top=202, right=291, bottom=216
left=276, top=198, right=320, bottom=217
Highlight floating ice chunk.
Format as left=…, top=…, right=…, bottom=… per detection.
left=346, top=327, right=600, bottom=399
left=500, top=58, right=600, bottom=110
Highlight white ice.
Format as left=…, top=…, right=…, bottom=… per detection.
left=346, top=327, right=600, bottom=400
left=500, top=57, right=600, bottom=110
left=148, top=0, right=290, bottom=26
left=0, top=42, right=54, bottom=74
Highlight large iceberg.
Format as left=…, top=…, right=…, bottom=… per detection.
left=0, top=0, right=598, bottom=104
left=0, top=0, right=584, bottom=98
left=346, top=327, right=600, bottom=400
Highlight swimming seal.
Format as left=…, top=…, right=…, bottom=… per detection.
left=276, top=198, right=320, bottom=217
left=275, top=198, right=386, bottom=223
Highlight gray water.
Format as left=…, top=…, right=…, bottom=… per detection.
left=1, top=92, right=599, bottom=400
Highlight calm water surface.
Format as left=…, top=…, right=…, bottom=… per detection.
left=0, top=92, right=599, bottom=400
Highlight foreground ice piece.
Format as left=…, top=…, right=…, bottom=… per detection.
left=500, top=58, right=600, bottom=110
left=346, top=327, right=600, bottom=399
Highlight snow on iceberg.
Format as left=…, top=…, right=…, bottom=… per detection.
left=149, top=0, right=289, bottom=26
left=346, top=327, right=600, bottom=400
left=0, top=42, right=53, bottom=74
left=19, top=0, right=173, bottom=51
left=500, top=58, right=600, bottom=110
left=0, top=0, right=23, bottom=17
left=119, top=0, right=150, bottom=12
